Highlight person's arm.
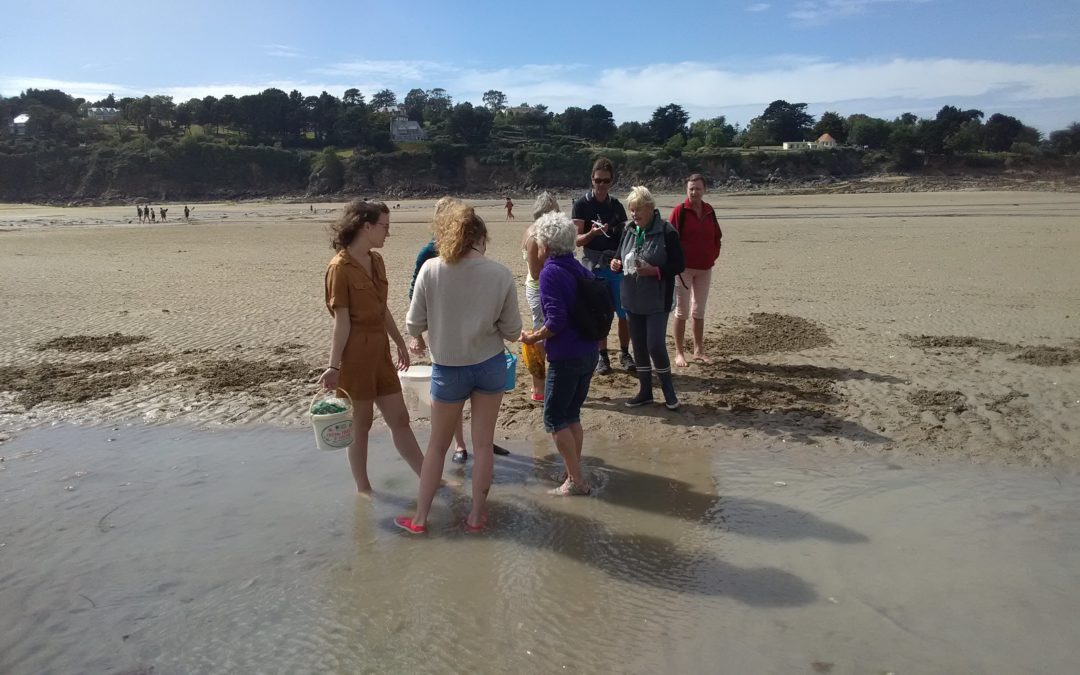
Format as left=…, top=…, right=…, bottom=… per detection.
left=317, top=309, right=352, bottom=390
left=574, top=218, right=607, bottom=247
left=383, top=309, right=410, bottom=370
left=405, top=264, right=429, bottom=338
left=496, top=272, right=523, bottom=341
left=713, top=211, right=723, bottom=255
left=320, top=265, right=352, bottom=389
left=523, top=268, right=565, bottom=344
left=525, top=237, right=544, bottom=280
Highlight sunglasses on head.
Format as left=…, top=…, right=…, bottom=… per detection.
left=592, top=177, right=612, bottom=185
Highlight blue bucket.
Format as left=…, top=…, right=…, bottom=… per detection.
left=504, top=350, right=517, bottom=392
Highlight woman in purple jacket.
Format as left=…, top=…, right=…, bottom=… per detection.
left=521, top=212, right=600, bottom=496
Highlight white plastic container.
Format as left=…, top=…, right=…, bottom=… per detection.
left=399, top=365, right=433, bottom=416
left=310, top=389, right=354, bottom=451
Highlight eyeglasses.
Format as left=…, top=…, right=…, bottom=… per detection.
left=592, top=177, right=612, bottom=185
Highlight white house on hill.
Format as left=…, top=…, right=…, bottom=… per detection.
left=12, top=113, right=30, bottom=136
left=783, top=133, right=839, bottom=150
left=88, top=107, right=121, bottom=122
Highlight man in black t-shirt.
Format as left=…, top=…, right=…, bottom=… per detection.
left=572, top=156, right=633, bottom=375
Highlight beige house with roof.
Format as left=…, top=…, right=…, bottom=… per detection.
left=783, top=133, right=839, bottom=150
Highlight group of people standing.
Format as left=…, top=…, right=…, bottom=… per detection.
left=135, top=204, right=192, bottom=223
left=318, top=156, right=723, bottom=533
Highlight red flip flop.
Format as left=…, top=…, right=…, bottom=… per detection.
left=394, top=516, right=427, bottom=534
left=530, top=392, right=545, bottom=402
left=464, top=512, right=488, bottom=533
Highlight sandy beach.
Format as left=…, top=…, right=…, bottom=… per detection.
left=1, top=190, right=1079, bottom=467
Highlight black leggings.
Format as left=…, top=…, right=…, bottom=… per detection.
left=627, top=311, right=671, bottom=374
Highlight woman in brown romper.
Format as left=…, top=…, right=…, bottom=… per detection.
left=318, top=200, right=425, bottom=493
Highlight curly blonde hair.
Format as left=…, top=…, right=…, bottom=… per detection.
left=330, top=199, right=389, bottom=250
left=434, top=202, right=488, bottom=264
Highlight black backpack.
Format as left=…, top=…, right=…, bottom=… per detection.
left=570, top=274, right=615, bottom=341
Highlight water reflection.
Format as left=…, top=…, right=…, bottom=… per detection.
left=2, top=424, right=1078, bottom=675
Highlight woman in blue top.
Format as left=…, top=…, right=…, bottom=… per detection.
left=521, top=211, right=600, bottom=496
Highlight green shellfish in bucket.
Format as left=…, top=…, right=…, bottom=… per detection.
left=310, top=389, right=354, bottom=451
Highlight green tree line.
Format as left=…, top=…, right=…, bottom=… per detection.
left=3, top=87, right=1079, bottom=157
left=1, top=86, right=1078, bottom=201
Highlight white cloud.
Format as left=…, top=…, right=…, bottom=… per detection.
left=788, top=0, right=932, bottom=25
left=264, top=44, right=304, bottom=59
left=745, top=3, right=771, bottom=11
left=311, top=59, right=452, bottom=82
left=4, top=55, right=1079, bottom=130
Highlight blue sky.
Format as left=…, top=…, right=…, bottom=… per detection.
left=2, top=0, right=1078, bottom=132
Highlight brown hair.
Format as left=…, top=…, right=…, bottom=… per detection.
left=591, top=156, right=615, bottom=179
left=686, top=173, right=706, bottom=185
left=330, top=199, right=389, bottom=250
left=434, top=202, right=488, bottom=264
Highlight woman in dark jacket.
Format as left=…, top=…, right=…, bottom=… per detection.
left=610, top=186, right=685, bottom=409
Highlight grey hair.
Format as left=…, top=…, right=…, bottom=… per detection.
left=531, top=191, right=561, bottom=220
left=626, top=185, right=655, bottom=210
left=532, top=211, right=576, bottom=256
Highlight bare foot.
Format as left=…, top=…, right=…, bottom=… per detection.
left=675, top=353, right=689, bottom=367
left=355, top=485, right=374, bottom=498
left=693, top=352, right=712, bottom=364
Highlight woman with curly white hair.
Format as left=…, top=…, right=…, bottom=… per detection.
left=521, top=211, right=600, bottom=496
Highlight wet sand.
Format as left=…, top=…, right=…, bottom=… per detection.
left=2, top=192, right=1079, bottom=468
left=2, top=424, right=1079, bottom=674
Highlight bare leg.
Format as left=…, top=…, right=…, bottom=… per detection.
left=552, top=426, right=587, bottom=487
left=466, top=390, right=503, bottom=528
left=692, top=317, right=710, bottom=363
left=411, top=399, right=466, bottom=527
left=570, top=422, right=584, bottom=464
left=453, top=414, right=467, bottom=453
left=347, top=399, right=376, bottom=493
left=673, top=317, right=688, bottom=367
left=375, top=393, right=424, bottom=477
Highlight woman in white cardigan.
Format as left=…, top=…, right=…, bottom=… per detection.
left=396, top=202, right=522, bottom=534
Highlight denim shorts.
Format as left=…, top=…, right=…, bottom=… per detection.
left=543, top=351, right=599, bottom=433
left=430, top=352, right=507, bottom=403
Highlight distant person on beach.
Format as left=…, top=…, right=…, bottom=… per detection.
left=160, top=207, right=167, bottom=222
left=521, top=191, right=561, bottom=401
left=149, top=207, right=156, bottom=223
left=397, top=202, right=521, bottom=534
left=669, top=174, right=722, bottom=366
left=319, top=199, right=426, bottom=494
left=610, top=186, right=685, bottom=410
left=520, top=211, right=599, bottom=495
left=184, top=205, right=190, bottom=220
left=572, top=156, right=633, bottom=376
left=407, top=197, right=511, bottom=464
left=136, top=206, right=143, bottom=223
left=505, top=196, right=514, bottom=220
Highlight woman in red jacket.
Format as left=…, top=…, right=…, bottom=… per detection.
left=668, top=174, right=722, bottom=366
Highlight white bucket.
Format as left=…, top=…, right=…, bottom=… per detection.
left=310, top=389, right=354, bottom=451
left=399, top=365, right=432, bottom=416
